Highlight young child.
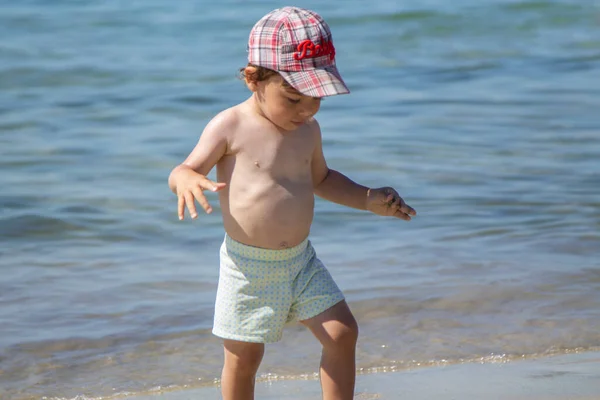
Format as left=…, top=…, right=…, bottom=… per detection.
left=168, top=6, right=416, bottom=400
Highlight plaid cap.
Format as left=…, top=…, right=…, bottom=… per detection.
left=248, top=7, right=350, bottom=98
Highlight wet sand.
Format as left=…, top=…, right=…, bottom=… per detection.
left=129, top=351, right=600, bottom=399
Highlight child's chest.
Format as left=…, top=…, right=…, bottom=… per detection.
left=236, top=129, right=315, bottom=178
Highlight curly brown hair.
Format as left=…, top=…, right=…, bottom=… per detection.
left=239, top=64, right=294, bottom=90
left=239, top=64, right=278, bottom=82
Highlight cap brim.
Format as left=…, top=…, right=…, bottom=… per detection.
left=279, top=65, right=350, bottom=98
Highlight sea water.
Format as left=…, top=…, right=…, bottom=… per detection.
left=1, top=0, right=599, bottom=398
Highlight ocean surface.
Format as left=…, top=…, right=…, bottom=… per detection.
left=1, top=0, right=599, bottom=399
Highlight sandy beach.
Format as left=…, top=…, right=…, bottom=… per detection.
left=127, top=351, right=600, bottom=400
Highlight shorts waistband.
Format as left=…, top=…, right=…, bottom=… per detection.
left=224, top=234, right=310, bottom=261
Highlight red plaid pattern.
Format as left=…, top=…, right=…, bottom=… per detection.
left=248, top=7, right=350, bottom=97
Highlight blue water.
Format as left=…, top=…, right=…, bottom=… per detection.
left=1, top=0, right=599, bottom=399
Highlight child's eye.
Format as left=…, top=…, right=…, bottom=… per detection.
left=287, top=97, right=301, bottom=104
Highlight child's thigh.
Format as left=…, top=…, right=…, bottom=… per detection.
left=289, top=257, right=345, bottom=322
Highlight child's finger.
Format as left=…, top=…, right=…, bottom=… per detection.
left=201, top=177, right=227, bottom=192
left=209, top=181, right=227, bottom=192
left=401, top=204, right=417, bottom=216
left=394, top=209, right=412, bottom=221
left=386, top=194, right=396, bottom=207
left=184, top=192, right=198, bottom=219
left=177, top=195, right=185, bottom=220
left=192, top=186, right=213, bottom=214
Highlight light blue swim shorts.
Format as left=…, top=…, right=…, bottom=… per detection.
left=212, top=234, right=345, bottom=343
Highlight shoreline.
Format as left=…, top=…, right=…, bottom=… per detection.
left=127, top=351, right=600, bottom=400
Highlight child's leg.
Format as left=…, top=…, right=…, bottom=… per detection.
left=301, top=301, right=358, bottom=400
left=221, top=339, right=265, bottom=400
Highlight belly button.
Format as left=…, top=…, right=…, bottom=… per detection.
left=254, top=161, right=260, bottom=168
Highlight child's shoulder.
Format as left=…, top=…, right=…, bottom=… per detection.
left=305, top=117, right=322, bottom=139
left=206, top=104, right=242, bottom=131
left=201, top=103, right=248, bottom=141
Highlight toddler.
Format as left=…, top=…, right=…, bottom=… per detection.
left=168, top=6, right=416, bottom=400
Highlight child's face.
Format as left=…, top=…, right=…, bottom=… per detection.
left=252, top=74, right=322, bottom=131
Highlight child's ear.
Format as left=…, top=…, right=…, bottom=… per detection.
left=244, top=66, right=259, bottom=92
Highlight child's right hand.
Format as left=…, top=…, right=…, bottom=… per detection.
left=172, top=166, right=227, bottom=220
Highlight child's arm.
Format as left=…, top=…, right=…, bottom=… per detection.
left=311, top=121, right=416, bottom=220
left=168, top=113, right=230, bottom=220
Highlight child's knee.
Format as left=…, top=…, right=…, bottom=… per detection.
left=328, top=318, right=359, bottom=350
left=223, top=340, right=264, bottom=375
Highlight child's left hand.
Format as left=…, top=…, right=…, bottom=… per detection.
left=367, top=187, right=416, bottom=220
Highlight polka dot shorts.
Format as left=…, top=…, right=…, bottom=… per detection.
left=212, top=234, right=345, bottom=343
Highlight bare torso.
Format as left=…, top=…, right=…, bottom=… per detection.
left=216, top=103, right=317, bottom=249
